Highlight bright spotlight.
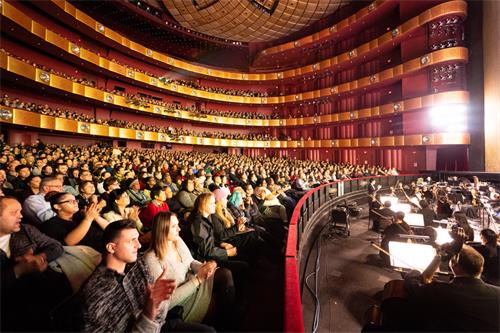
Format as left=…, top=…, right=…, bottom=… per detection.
left=429, top=104, right=467, bottom=132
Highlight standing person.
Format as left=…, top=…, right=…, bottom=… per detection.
left=145, top=212, right=229, bottom=331
left=81, top=220, right=177, bottom=333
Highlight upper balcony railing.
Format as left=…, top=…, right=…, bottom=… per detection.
left=0, top=50, right=469, bottom=129
left=15, top=0, right=467, bottom=83
left=0, top=106, right=470, bottom=149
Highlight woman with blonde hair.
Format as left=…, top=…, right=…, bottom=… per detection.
left=144, top=211, right=235, bottom=330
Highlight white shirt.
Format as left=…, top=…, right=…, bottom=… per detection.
left=22, top=193, right=56, bottom=225
left=0, top=234, right=12, bottom=258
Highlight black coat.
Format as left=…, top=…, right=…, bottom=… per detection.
left=405, top=277, right=500, bottom=332
left=187, top=212, right=228, bottom=262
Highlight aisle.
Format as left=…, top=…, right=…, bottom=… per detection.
left=302, top=209, right=401, bottom=332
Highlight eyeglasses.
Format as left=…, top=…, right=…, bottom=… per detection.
left=57, top=199, right=79, bottom=205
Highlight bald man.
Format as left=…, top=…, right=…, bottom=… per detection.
left=404, top=245, right=500, bottom=332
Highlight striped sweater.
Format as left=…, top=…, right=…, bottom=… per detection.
left=81, top=257, right=160, bottom=333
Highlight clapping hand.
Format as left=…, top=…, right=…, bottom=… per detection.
left=196, top=261, right=217, bottom=282
left=143, top=268, right=176, bottom=320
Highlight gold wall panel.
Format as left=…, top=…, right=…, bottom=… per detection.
left=89, top=124, right=108, bottom=136
left=108, top=61, right=126, bottom=76
left=3, top=1, right=31, bottom=31
left=338, top=139, right=350, bottom=148
left=31, top=21, right=46, bottom=39
left=13, top=109, right=39, bottom=127
left=433, top=133, right=469, bottom=145
left=104, top=29, right=122, bottom=44
left=74, top=7, right=94, bottom=27
left=40, top=115, right=56, bottom=129
left=402, top=98, right=422, bottom=111
left=72, top=82, right=85, bottom=95
left=119, top=128, right=135, bottom=139
left=80, top=49, right=99, bottom=65
left=108, top=127, right=120, bottom=138
left=55, top=118, right=77, bottom=132
left=84, top=87, right=104, bottom=100
left=405, top=135, right=424, bottom=146
left=8, top=57, right=36, bottom=79
left=50, top=75, right=73, bottom=91
left=144, top=132, right=157, bottom=141
left=46, top=29, right=68, bottom=49
left=358, top=108, right=371, bottom=118
left=379, top=137, right=395, bottom=147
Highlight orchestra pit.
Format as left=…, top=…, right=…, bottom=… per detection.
left=0, top=0, right=499, bottom=332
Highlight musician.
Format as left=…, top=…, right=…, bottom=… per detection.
left=404, top=245, right=500, bottom=332
left=436, top=193, right=453, bottom=220
left=380, top=211, right=411, bottom=266
left=372, top=201, right=396, bottom=232
left=417, top=200, right=437, bottom=227
left=367, top=179, right=381, bottom=196
left=472, top=229, right=500, bottom=286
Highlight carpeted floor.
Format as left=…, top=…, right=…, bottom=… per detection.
left=301, top=207, right=402, bottom=333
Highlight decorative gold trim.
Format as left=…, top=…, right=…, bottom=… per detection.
left=35, top=0, right=466, bottom=81
left=0, top=52, right=470, bottom=128
left=0, top=107, right=471, bottom=148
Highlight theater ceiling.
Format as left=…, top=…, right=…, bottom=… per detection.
left=159, top=0, right=345, bottom=42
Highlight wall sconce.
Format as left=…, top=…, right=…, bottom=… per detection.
left=420, top=55, right=430, bottom=65
left=39, top=71, right=50, bottom=83
left=97, top=24, right=105, bottom=33
left=79, top=123, right=90, bottom=132
left=0, top=109, right=13, bottom=121
left=71, top=44, right=80, bottom=55
left=105, top=94, right=113, bottom=102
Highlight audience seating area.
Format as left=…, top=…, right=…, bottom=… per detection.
left=0, top=142, right=397, bottom=331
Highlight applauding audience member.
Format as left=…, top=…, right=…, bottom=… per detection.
left=145, top=212, right=230, bottom=330
left=81, top=220, right=176, bottom=333
left=42, top=192, right=107, bottom=251
left=0, top=197, right=71, bottom=331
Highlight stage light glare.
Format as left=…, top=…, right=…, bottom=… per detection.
left=429, top=104, right=467, bottom=132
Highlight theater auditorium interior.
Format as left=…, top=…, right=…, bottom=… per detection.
left=0, top=0, right=499, bottom=332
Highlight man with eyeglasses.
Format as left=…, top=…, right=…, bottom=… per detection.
left=22, top=176, right=64, bottom=225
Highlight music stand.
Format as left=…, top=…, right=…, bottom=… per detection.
left=388, top=241, right=436, bottom=271
left=405, top=213, right=425, bottom=227
left=390, top=203, right=412, bottom=214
